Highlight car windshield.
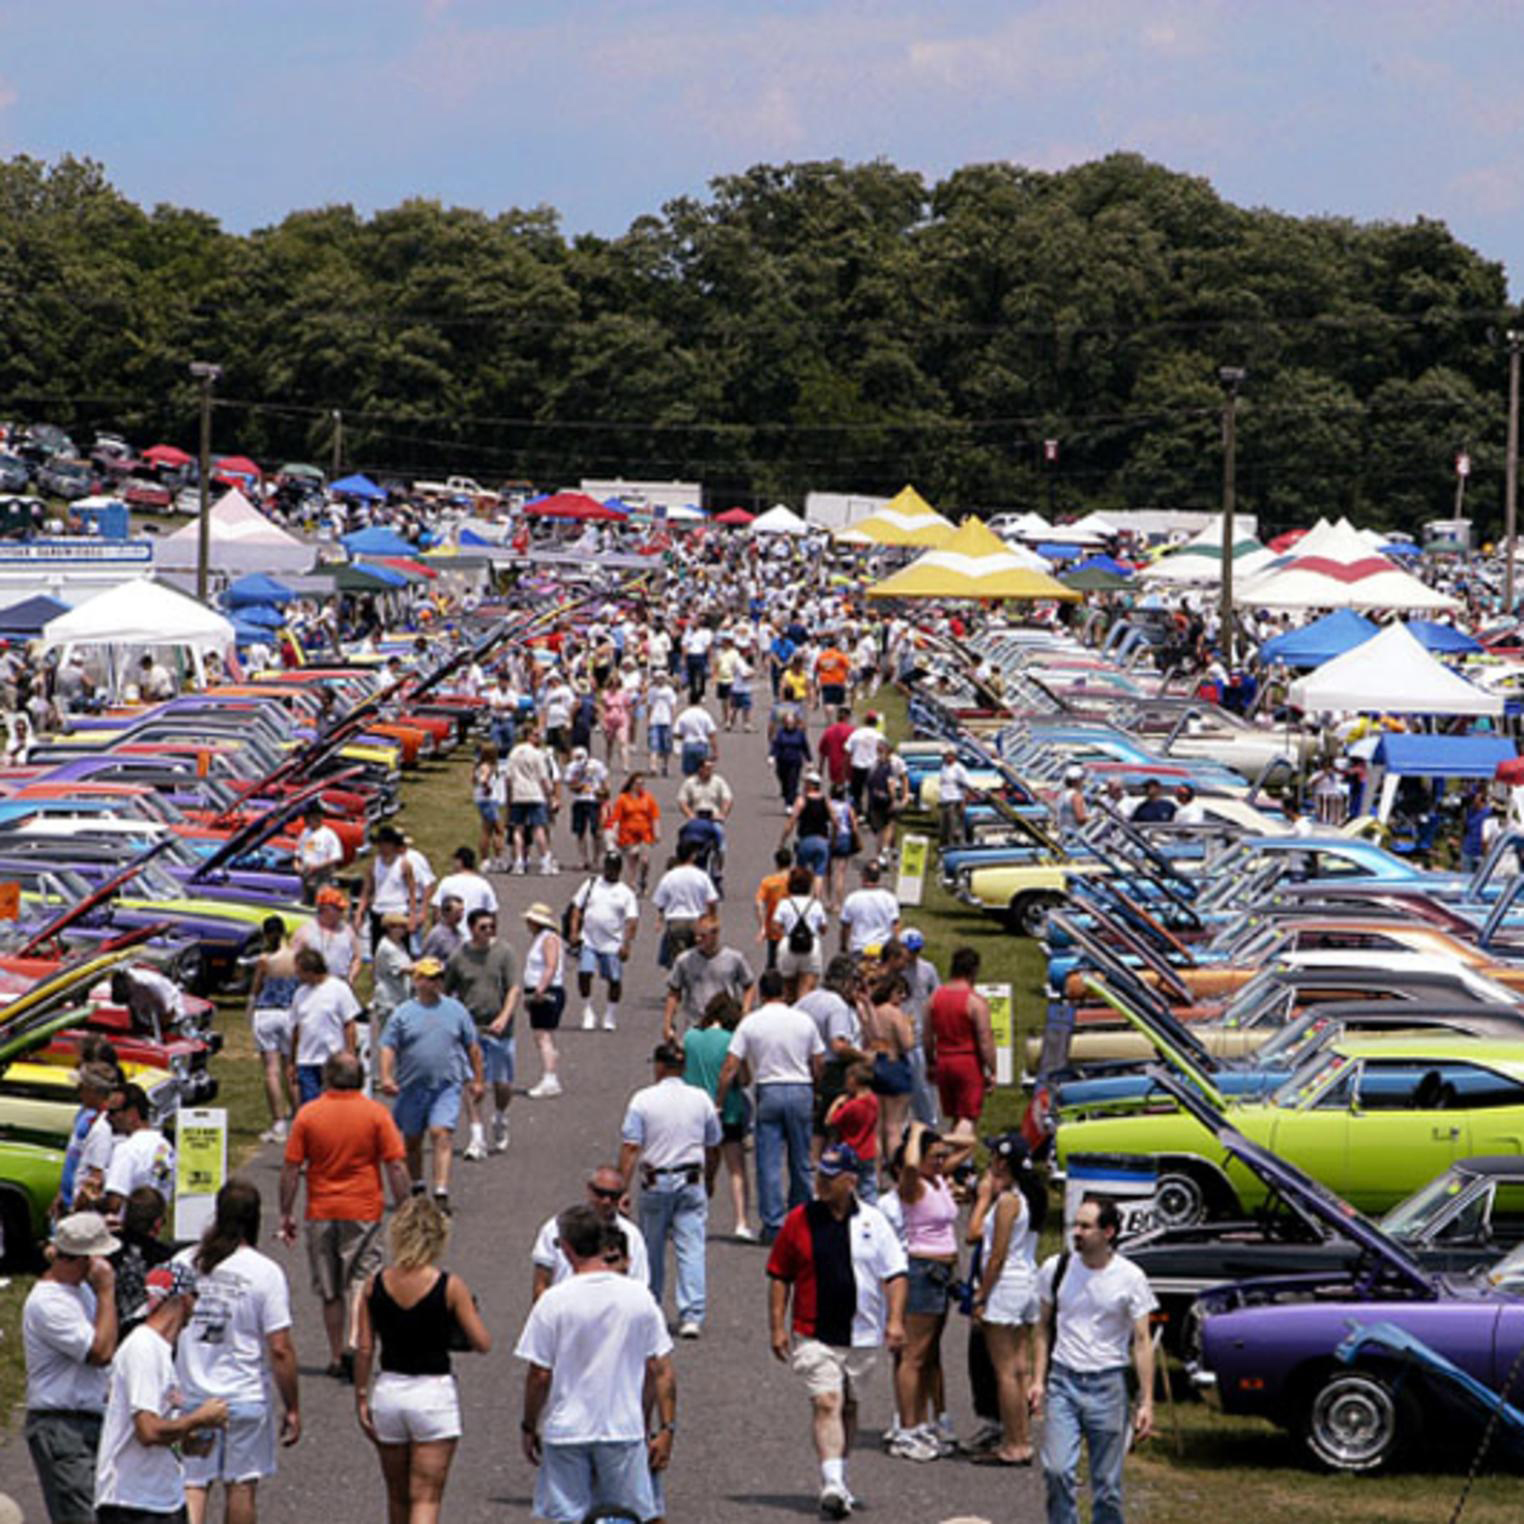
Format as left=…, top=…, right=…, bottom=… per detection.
left=1484, top=1239, right=1524, bottom=1291
left=1271, top=1048, right=1354, bottom=1110
left=1221, top=970, right=1294, bottom=1030
left=1379, top=1169, right=1481, bottom=1244
left=1254, top=1009, right=1337, bottom=1067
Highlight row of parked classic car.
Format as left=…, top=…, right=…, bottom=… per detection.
left=0, top=636, right=493, bottom=1264
left=911, top=623, right=1524, bottom=1474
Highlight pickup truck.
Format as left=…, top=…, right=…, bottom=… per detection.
left=412, top=475, right=498, bottom=507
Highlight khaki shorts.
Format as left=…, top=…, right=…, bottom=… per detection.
left=305, top=1218, right=383, bottom=1303
left=791, top=1338, right=878, bottom=1398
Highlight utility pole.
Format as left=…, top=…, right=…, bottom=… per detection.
left=189, top=361, right=222, bottom=602
left=1218, top=367, right=1246, bottom=666
left=1507, top=332, right=1521, bottom=613
left=331, top=409, right=343, bottom=479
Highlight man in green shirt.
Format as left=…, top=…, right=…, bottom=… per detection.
left=445, top=908, right=521, bottom=1158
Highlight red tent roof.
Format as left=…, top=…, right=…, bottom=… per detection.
left=382, top=556, right=438, bottom=580
left=142, top=444, right=191, bottom=467
left=214, top=455, right=263, bottom=480
left=716, top=507, right=755, bottom=526
left=525, top=491, right=626, bottom=522
left=1268, top=529, right=1307, bottom=553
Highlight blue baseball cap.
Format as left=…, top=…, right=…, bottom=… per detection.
left=901, top=928, right=925, bottom=952
left=818, top=1143, right=864, bottom=1179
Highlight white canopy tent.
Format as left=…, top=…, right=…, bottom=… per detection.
left=1237, top=517, right=1459, bottom=611
left=40, top=577, right=236, bottom=694
left=1287, top=622, right=1501, bottom=716
left=158, top=488, right=315, bottom=576
left=750, top=504, right=812, bottom=536
left=1004, top=512, right=1054, bottom=543
left=1143, top=515, right=1279, bottom=586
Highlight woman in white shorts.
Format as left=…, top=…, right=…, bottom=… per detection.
left=967, top=1136, right=1040, bottom=1467
left=247, top=915, right=300, bottom=1143
left=772, top=864, right=828, bottom=1000
left=355, top=1196, right=491, bottom=1522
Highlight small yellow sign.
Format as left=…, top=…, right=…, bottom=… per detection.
left=899, top=836, right=928, bottom=878
left=976, top=982, right=1018, bottom=1086
left=173, top=1108, right=228, bottom=1240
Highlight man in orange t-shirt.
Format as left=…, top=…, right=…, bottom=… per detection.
left=278, top=1051, right=409, bottom=1379
left=815, top=644, right=851, bottom=709
left=754, top=847, right=795, bottom=973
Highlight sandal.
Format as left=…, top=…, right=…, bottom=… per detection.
left=971, top=1450, right=1033, bottom=1467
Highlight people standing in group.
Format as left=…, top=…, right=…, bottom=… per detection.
left=248, top=917, right=301, bottom=1142
left=607, top=770, right=662, bottom=896
left=569, top=851, right=639, bottom=1033
left=354, top=1196, right=491, bottom=1524
left=925, top=948, right=996, bottom=1142
left=443, top=907, right=522, bottom=1152
left=620, top=1042, right=721, bottom=1339
left=1031, top=1198, right=1157, bottom=1524
left=530, top=1166, right=651, bottom=1299
left=280, top=1052, right=410, bottom=1384
left=287, top=949, right=362, bottom=1110
left=23, top=1211, right=119, bottom=1524
left=176, top=1179, right=300, bottom=1524
left=520, top=903, right=567, bottom=1099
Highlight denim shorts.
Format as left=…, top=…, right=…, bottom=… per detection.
left=796, top=835, right=830, bottom=875
left=535, top=1439, right=656, bottom=1523
left=510, top=801, right=548, bottom=828
left=907, top=1255, right=955, bottom=1317
left=579, top=946, right=624, bottom=983
left=650, top=723, right=672, bottom=754
left=394, top=1080, right=463, bottom=1135
left=476, top=800, right=501, bottom=826
left=480, top=1031, right=517, bottom=1082
left=732, top=690, right=753, bottom=711
left=182, top=1397, right=276, bottom=1485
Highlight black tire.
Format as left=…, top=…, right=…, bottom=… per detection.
left=0, top=1189, right=41, bottom=1274
left=1009, top=891, right=1063, bottom=939
left=1152, top=1168, right=1209, bottom=1228
left=1303, top=1370, right=1413, bottom=1473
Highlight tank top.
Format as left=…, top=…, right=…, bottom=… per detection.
left=372, top=853, right=410, bottom=913
left=798, top=795, right=831, bottom=838
left=930, top=986, right=978, bottom=1057
left=903, top=1173, right=959, bottom=1258
left=524, top=929, right=564, bottom=990
left=830, top=799, right=854, bottom=841
left=981, top=1189, right=1037, bottom=1293
left=369, top=1269, right=453, bottom=1376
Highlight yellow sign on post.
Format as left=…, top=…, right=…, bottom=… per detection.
left=173, top=1108, right=228, bottom=1241
left=896, top=833, right=930, bottom=906
left=977, top=982, right=1018, bottom=1086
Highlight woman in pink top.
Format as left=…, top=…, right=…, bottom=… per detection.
left=598, top=678, right=632, bottom=771
left=889, top=1121, right=974, bottom=1461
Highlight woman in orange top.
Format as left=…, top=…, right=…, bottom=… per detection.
left=607, top=771, right=662, bottom=895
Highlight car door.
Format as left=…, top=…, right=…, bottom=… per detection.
left=1269, top=1058, right=1357, bottom=1200
left=1343, top=1060, right=1469, bottom=1213
left=1441, top=1061, right=1524, bottom=1159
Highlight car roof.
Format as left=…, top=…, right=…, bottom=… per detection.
left=1331, top=1035, right=1524, bottom=1068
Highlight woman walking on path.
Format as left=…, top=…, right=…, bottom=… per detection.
left=864, top=973, right=917, bottom=1170
left=608, top=770, right=662, bottom=896
left=772, top=864, right=827, bottom=1002
left=598, top=675, right=633, bottom=771
left=683, top=992, right=755, bottom=1239
left=826, top=783, right=861, bottom=914
left=247, top=915, right=300, bottom=1141
left=522, top=903, right=567, bottom=1099
left=355, top=1197, right=491, bottom=1524
left=779, top=769, right=832, bottom=892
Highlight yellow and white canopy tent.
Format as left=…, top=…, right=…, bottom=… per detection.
left=835, top=484, right=956, bottom=548
left=864, top=517, right=1079, bottom=601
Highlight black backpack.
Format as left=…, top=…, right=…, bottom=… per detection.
left=786, top=897, right=817, bottom=955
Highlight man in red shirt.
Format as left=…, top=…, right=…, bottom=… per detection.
left=278, top=1051, right=410, bottom=1381
left=816, top=707, right=856, bottom=791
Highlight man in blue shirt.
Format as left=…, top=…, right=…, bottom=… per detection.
left=379, top=956, right=483, bottom=1211
left=769, top=634, right=797, bottom=698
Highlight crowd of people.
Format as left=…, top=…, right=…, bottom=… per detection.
left=20, top=532, right=1163, bottom=1524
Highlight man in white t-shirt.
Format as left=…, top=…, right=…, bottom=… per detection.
left=1031, top=1197, right=1158, bottom=1524
left=718, top=970, right=826, bottom=1242
left=175, top=1180, right=300, bottom=1524
left=681, top=622, right=714, bottom=702
left=646, top=674, right=679, bottom=776
left=294, top=802, right=343, bottom=903
left=838, top=861, right=901, bottom=955
left=844, top=715, right=884, bottom=814
left=430, top=845, right=499, bottom=921
left=517, top=1203, right=676, bottom=1524
left=506, top=722, right=561, bottom=875
left=569, top=852, right=640, bottom=1032
left=286, top=949, right=361, bottom=1109
left=673, top=701, right=718, bottom=778
left=937, top=746, right=975, bottom=846
left=23, top=1211, right=120, bottom=1524
left=650, top=843, right=720, bottom=968
left=530, top=1165, right=650, bottom=1299
left=103, top=1086, right=176, bottom=1219
left=95, top=1261, right=229, bottom=1521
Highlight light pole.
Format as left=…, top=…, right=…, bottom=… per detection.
left=1218, top=366, right=1246, bottom=666
left=1506, top=332, right=1521, bottom=613
left=189, top=361, right=222, bottom=602
left=331, top=409, right=343, bottom=479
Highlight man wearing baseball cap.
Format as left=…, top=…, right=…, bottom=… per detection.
left=767, top=1144, right=908, bottom=1520
left=23, top=1212, right=120, bottom=1523
left=95, top=1260, right=230, bottom=1523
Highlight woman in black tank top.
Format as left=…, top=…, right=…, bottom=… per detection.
left=355, top=1198, right=491, bottom=1522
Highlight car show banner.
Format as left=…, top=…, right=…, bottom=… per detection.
left=1063, top=1152, right=1160, bottom=1241
left=977, top=981, right=1017, bottom=1085
left=174, top=1107, right=228, bottom=1240
left=896, top=833, right=930, bottom=905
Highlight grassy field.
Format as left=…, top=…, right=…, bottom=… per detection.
left=871, top=684, right=1523, bottom=1521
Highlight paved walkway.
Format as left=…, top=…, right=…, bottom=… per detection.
left=4, top=691, right=1040, bottom=1523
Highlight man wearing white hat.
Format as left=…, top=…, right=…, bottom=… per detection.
left=23, top=1211, right=120, bottom=1524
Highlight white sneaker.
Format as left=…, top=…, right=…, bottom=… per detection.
left=491, top=1115, right=510, bottom=1152
left=540, top=855, right=559, bottom=875
left=819, top=1482, right=851, bottom=1519
left=527, top=1076, right=563, bottom=1099
left=463, top=1129, right=487, bottom=1162
left=259, top=1120, right=288, bottom=1143
left=920, top=1423, right=957, bottom=1458
left=677, top=1320, right=702, bottom=1339
left=512, top=859, right=527, bottom=875
left=887, top=1429, right=938, bottom=1462
left=733, top=1223, right=756, bottom=1241
left=581, top=1006, right=597, bottom=1031
left=601, top=1011, right=617, bottom=1031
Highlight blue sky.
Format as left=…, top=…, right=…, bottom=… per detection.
left=3, top=1, right=1521, bottom=285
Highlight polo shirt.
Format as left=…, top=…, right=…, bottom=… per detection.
left=767, top=1198, right=907, bottom=1347
left=621, top=1076, right=721, bottom=1169
left=284, top=1090, right=406, bottom=1221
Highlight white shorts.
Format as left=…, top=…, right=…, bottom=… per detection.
left=984, top=1271, right=1040, bottom=1328
left=371, top=1372, right=462, bottom=1444
left=182, top=1398, right=276, bottom=1486
left=251, top=1007, right=292, bottom=1055
left=791, top=1338, right=878, bottom=1398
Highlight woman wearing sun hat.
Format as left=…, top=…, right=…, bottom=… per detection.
left=522, top=904, right=566, bottom=1099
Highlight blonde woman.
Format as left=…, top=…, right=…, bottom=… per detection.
left=355, top=1197, right=491, bottom=1524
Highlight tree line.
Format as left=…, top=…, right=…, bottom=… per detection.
left=0, top=150, right=1516, bottom=534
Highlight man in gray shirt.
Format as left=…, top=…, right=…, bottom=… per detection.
left=796, top=956, right=867, bottom=1150
left=663, top=918, right=756, bottom=1043
left=895, top=930, right=942, bottom=1125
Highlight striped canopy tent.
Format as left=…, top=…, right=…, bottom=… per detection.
left=834, top=484, right=955, bottom=548
left=865, top=517, right=1079, bottom=602
left=1237, top=517, right=1460, bottom=612
left=1143, top=515, right=1278, bottom=586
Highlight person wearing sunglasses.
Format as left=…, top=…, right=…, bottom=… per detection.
left=530, top=1165, right=650, bottom=1302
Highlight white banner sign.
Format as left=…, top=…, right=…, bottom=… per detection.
left=173, top=1107, right=228, bottom=1241
left=896, top=833, right=930, bottom=905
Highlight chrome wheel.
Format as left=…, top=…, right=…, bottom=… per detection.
left=1306, top=1373, right=1399, bottom=1472
left=1152, top=1170, right=1207, bottom=1228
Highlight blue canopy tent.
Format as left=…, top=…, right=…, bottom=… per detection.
left=342, top=526, right=415, bottom=557
left=224, top=573, right=295, bottom=609
left=351, top=559, right=409, bottom=587
left=1071, top=554, right=1132, bottom=578
left=1034, top=541, right=1085, bottom=562
left=0, top=592, right=70, bottom=638
left=1368, top=732, right=1517, bottom=824
left=1258, top=608, right=1377, bottom=668
left=330, top=473, right=386, bottom=502
left=233, top=604, right=285, bottom=629
left=231, top=617, right=280, bottom=645
left=1382, top=541, right=1422, bottom=558
left=1404, top=619, right=1483, bottom=656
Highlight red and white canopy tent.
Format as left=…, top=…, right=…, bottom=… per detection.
left=1236, top=517, right=1458, bottom=612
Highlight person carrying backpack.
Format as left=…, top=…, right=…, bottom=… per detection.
left=772, top=865, right=827, bottom=1000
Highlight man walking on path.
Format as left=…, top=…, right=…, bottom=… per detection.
left=531, top=1165, right=650, bottom=1298
left=23, top=1211, right=119, bottom=1524
left=620, top=1043, right=721, bottom=1339
left=718, top=970, right=825, bottom=1243
left=516, top=1203, right=677, bottom=1523
left=444, top=908, right=521, bottom=1158
left=286, top=949, right=362, bottom=1110
left=767, top=1144, right=908, bottom=1520
left=279, top=1052, right=410, bottom=1382
left=569, top=851, right=640, bottom=1032
left=651, top=842, right=719, bottom=969
left=1030, top=1198, right=1157, bottom=1524
left=663, top=917, right=756, bottom=1042
left=378, top=958, right=484, bottom=1210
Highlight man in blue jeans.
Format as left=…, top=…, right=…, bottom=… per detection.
left=619, top=1043, right=721, bottom=1339
left=1029, top=1198, right=1157, bottom=1524
left=717, top=969, right=826, bottom=1244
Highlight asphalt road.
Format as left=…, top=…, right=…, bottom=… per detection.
left=3, top=692, right=1039, bottom=1524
